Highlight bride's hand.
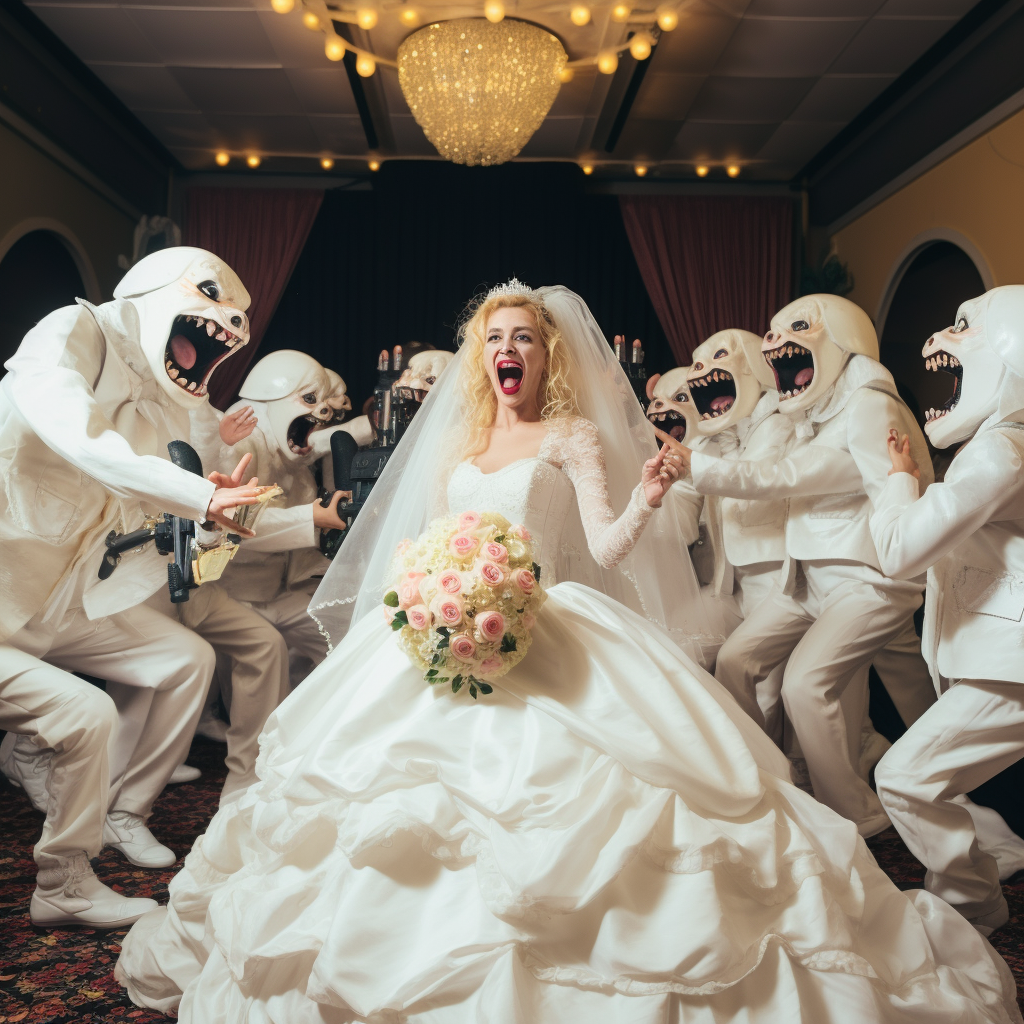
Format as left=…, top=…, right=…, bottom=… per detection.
left=643, top=443, right=683, bottom=507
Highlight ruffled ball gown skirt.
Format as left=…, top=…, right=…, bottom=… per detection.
left=116, top=584, right=1021, bottom=1023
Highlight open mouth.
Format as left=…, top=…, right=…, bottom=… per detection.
left=287, top=415, right=320, bottom=456
left=924, top=351, right=963, bottom=423
left=646, top=408, right=689, bottom=441
left=689, top=369, right=736, bottom=420
left=496, top=359, right=524, bottom=396
left=164, top=314, right=245, bottom=398
left=764, top=342, right=814, bottom=401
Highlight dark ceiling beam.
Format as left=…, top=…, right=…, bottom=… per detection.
left=334, top=21, right=395, bottom=154
left=0, top=0, right=177, bottom=214
left=604, top=35, right=657, bottom=154
left=802, top=0, right=1024, bottom=227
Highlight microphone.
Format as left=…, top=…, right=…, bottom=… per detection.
left=319, top=429, right=358, bottom=558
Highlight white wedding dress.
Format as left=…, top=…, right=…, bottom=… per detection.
left=117, top=417, right=1020, bottom=1024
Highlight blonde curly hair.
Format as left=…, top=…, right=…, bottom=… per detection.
left=456, top=291, right=580, bottom=458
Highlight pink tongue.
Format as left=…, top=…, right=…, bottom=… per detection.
left=670, top=425, right=686, bottom=440
left=795, top=367, right=814, bottom=386
left=710, top=395, right=734, bottom=413
left=171, top=335, right=197, bottom=370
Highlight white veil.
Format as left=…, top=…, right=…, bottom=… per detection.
left=309, top=284, right=726, bottom=665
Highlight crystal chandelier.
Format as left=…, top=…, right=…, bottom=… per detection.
left=397, top=19, right=567, bottom=167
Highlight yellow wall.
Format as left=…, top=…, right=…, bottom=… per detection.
left=0, top=119, right=136, bottom=300
left=833, top=104, right=1024, bottom=321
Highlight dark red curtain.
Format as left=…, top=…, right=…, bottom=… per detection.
left=183, top=187, right=324, bottom=408
left=619, top=196, right=795, bottom=365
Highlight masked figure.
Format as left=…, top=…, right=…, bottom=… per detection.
left=0, top=246, right=260, bottom=927
left=871, top=285, right=1024, bottom=935
left=684, top=296, right=937, bottom=837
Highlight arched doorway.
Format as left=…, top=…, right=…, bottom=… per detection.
left=879, top=241, right=985, bottom=425
left=0, top=230, right=87, bottom=375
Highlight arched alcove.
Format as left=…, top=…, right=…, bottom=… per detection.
left=878, top=241, right=985, bottom=425
left=0, top=230, right=87, bottom=375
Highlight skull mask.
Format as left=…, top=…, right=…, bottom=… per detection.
left=922, top=285, right=1024, bottom=448
left=396, top=350, right=455, bottom=402
left=763, top=295, right=877, bottom=414
left=238, top=350, right=333, bottom=462
left=324, top=369, right=353, bottom=424
left=114, top=247, right=251, bottom=408
left=646, top=367, right=699, bottom=443
left=687, top=329, right=773, bottom=435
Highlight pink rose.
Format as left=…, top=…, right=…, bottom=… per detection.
left=449, top=532, right=479, bottom=559
left=431, top=595, right=464, bottom=627
left=511, top=524, right=531, bottom=542
left=478, top=655, right=503, bottom=677
left=450, top=633, right=477, bottom=662
left=458, top=511, right=482, bottom=530
left=398, top=571, right=427, bottom=609
left=438, top=570, right=463, bottom=595
left=406, top=604, right=430, bottom=630
left=478, top=561, right=506, bottom=587
left=483, top=541, right=508, bottom=564
left=475, top=610, right=505, bottom=643
left=522, top=612, right=536, bottom=630
left=513, top=568, right=536, bottom=595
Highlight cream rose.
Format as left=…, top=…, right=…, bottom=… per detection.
left=398, top=571, right=427, bottom=609
left=431, top=595, right=464, bottom=627
left=478, top=561, right=507, bottom=587
left=483, top=541, right=508, bottom=564
left=457, top=511, right=482, bottom=530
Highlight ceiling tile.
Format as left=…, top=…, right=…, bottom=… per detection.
left=715, top=17, right=867, bottom=76
left=830, top=16, right=957, bottom=74
left=170, top=68, right=300, bottom=115
left=307, top=115, right=371, bottom=154
left=788, top=73, right=894, bottom=120
left=629, top=72, right=705, bottom=120
left=132, top=110, right=218, bottom=147
left=652, top=8, right=749, bottom=76
left=518, top=117, right=587, bottom=158
left=26, top=4, right=162, bottom=63
left=201, top=112, right=321, bottom=152
left=757, top=119, right=846, bottom=164
left=666, top=121, right=779, bottom=160
left=125, top=8, right=278, bottom=66
left=877, top=0, right=976, bottom=14
left=745, top=0, right=884, bottom=13
left=687, top=75, right=816, bottom=121
left=389, top=114, right=438, bottom=156
left=284, top=68, right=358, bottom=115
left=88, top=64, right=198, bottom=112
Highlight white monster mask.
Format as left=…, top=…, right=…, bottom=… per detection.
left=923, top=285, right=1024, bottom=448
left=238, top=349, right=333, bottom=462
left=114, top=247, right=251, bottom=408
left=763, top=294, right=877, bottom=413
left=324, top=368, right=353, bottom=424
left=397, top=349, right=455, bottom=400
left=646, top=366, right=699, bottom=443
left=687, top=329, right=773, bottom=435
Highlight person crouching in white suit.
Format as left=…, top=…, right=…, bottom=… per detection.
left=872, top=285, right=1024, bottom=936
left=0, top=246, right=261, bottom=928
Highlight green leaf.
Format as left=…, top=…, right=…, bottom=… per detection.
left=383, top=591, right=400, bottom=607
left=425, top=668, right=438, bottom=678
left=477, top=682, right=493, bottom=695
left=494, top=534, right=505, bottom=543
left=532, top=562, right=542, bottom=582
left=500, top=633, right=517, bottom=653
left=469, top=684, right=478, bottom=699
left=451, top=676, right=463, bottom=693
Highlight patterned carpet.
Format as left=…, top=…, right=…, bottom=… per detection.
left=2, top=736, right=1023, bottom=1022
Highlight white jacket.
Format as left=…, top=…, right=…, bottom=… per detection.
left=0, top=300, right=215, bottom=639
left=870, top=422, right=1024, bottom=686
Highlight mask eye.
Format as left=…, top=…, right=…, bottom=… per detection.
left=714, top=348, right=728, bottom=358
left=693, top=362, right=703, bottom=372
left=675, top=392, right=688, bottom=403
left=791, top=320, right=809, bottom=331
left=765, top=332, right=775, bottom=343
left=302, top=392, right=317, bottom=405
left=953, top=316, right=969, bottom=333
left=425, top=376, right=436, bottom=385
left=198, top=280, right=220, bottom=301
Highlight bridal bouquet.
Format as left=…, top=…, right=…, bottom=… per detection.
left=384, top=511, right=546, bottom=699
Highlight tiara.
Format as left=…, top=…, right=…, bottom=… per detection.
left=486, top=277, right=542, bottom=302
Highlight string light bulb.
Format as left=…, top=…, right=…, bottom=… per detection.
left=628, top=31, right=653, bottom=60
left=484, top=0, right=505, bottom=23
left=655, top=4, right=679, bottom=31
left=325, top=36, right=345, bottom=61
left=634, top=163, right=648, bottom=177
left=581, top=163, right=594, bottom=175
left=597, top=49, right=618, bottom=74
left=368, top=159, right=381, bottom=171
left=726, top=163, right=741, bottom=178
left=695, top=164, right=709, bottom=177
left=559, top=66, right=574, bottom=83
left=270, top=0, right=294, bottom=13
left=246, top=154, right=261, bottom=168
left=399, top=6, right=419, bottom=25
left=610, top=3, right=631, bottom=22
left=570, top=4, right=591, bottom=26
left=321, top=156, right=335, bottom=170
left=302, top=10, right=320, bottom=29
left=215, top=151, right=230, bottom=166
left=356, top=8, right=378, bottom=30
left=356, top=53, right=376, bottom=77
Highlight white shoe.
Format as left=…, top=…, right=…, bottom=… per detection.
left=969, top=899, right=1010, bottom=937
left=195, top=710, right=229, bottom=743
left=103, top=811, right=176, bottom=868
left=0, top=733, right=52, bottom=814
left=30, top=854, right=158, bottom=929
left=169, top=763, right=201, bottom=784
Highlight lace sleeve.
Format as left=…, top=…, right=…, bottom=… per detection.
left=548, top=417, right=655, bottom=569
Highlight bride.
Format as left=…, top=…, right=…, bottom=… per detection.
left=117, top=283, right=1020, bottom=1023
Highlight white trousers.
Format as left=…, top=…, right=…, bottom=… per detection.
left=875, top=678, right=1024, bottom=919
left=715, top=562, right=922, bottom=833
left=249, top=581, right=329, bottom=681
left=5, top=603, right=213, bottom=859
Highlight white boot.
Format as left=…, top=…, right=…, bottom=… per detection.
left=30, top=854, right=158, bottom=929
left=169, top=763, right=201, bottom=784
left=103, top=810, right=176, bottom=868
left=1, top=733, right=52, bottom=814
